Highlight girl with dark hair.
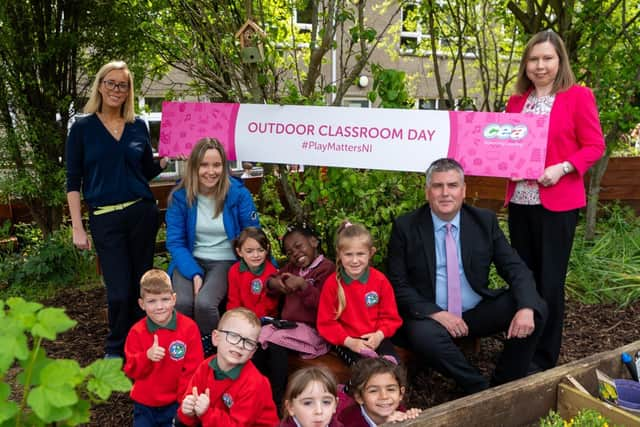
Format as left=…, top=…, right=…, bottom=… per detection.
left=226, top=226, right=280, bottom=318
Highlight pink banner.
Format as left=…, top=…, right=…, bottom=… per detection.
left=158, top=101, right=548, bottom=179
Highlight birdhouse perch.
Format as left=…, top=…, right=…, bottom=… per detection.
left=235, top=19, right=267, bottom=63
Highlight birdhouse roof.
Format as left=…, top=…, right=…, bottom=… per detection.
left=235, top=20, right=267, bottom=39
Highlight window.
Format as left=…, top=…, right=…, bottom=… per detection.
left=400, top=0, right=477, bottom=58
left=419, top=98, right=477, bottom=111
left=143, top=97, right=164, bottom=113
left=343, top=99, right=370, bottom=108
left=400, top=2, right=421, bottom=53
left=418, top=98, right=452, bottom=110
left=294, top=0, right=313, bottom=32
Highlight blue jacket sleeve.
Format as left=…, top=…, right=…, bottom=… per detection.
left=236, top=185, right=260, bottom=231
left=223, top=178, right=260, bottom=240
left=166, top=190, right=204, bottom=280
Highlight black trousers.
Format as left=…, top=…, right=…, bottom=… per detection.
left=404, top=292, right=547, bottom=394
left=89, top=199, right=159, bottom=356
left=253, top=343, right=289, bottom=408
left=508, top=203, right=578, bottom=370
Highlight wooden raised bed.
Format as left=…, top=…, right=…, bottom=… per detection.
left=393, top=340, right=640, bottom=427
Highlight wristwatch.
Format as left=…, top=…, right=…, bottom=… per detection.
left=562, top=161, right=571, bottom=175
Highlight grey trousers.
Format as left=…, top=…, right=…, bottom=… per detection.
left=172, top=257, right=234, bottom=336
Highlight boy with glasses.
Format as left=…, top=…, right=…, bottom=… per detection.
left=178, top=307, right=279, bottom=426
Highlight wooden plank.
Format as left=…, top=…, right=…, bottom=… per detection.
left=390, top=340, right=640, bottom=427
left=557, top=383, right=640, bottom=426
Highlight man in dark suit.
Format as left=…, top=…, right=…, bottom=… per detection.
left=387, top=158, right=547, bottom=394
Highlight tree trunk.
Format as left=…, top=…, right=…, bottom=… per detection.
left=584, top=153, right=609, bottom=240
left=278, top=171, right=305, bottom=222
left=28, top=199, right=63, bottom=238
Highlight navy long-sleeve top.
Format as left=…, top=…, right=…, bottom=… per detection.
left=65, top=114, right=162, bottom=209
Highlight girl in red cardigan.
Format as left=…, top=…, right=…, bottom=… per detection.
left=226, top=227, right=279, bottom=319
left=317, top=221, right=402, bottom=366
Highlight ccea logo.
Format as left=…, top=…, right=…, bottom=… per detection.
left=483, top=123, right=528, bottom=141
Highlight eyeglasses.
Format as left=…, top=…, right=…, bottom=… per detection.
left=218, top=329, right=258, bottom=351
left=102, top=79, right=129, bottom=92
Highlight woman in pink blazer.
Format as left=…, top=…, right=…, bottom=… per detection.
left=505, top=30, right=605, bottom=372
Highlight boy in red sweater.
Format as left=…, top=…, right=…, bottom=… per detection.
left=124, top=269, right=204, bottom=427
left=178, top=307, right=279, bottom=427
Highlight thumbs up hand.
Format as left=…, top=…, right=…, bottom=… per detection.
left=195, top=388, right=211, bottom=416
left=181, top=386, right=198, bottom=416
left=147, top=334, right=166, bottom=362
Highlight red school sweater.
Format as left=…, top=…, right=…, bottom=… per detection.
left=317, top=267, right=402, bottom=346
left=124, top=312, right=204, bottom=407
left=227, top=260, right=279, bottom=318
left=177, top=357, right=279, bottom=427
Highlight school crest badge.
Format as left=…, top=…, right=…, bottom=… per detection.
left=364, top=291, right=379, bottom=307
left=169, top=340, right=186, bottom=360
left=222, top=392, right=234, bottom=408
left=251, top=279, right=263, bottom=294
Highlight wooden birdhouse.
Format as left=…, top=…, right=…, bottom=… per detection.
left=235, top=20, right=266, bottom=64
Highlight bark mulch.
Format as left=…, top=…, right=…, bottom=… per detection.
left=37, top=286, right=640, bottom=426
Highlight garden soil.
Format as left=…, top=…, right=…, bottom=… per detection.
left=40, top=286, right=639, bottom=426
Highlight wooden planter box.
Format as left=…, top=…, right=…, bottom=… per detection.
left=393, top=340, right=640, bottom=427
left=557, top=382, right=640, bottom=426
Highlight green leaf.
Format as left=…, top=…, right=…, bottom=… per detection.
left=32, top=307, right=77, bottom=340
left=0, top=400, right=18, bottom=423
left=65, top=399, right=91, bottom=426
left=40, top=359, right=85, bottom=388
left=0, top=323, right=29, bottom=368
left=0, top=383, right=18, bottom=423
left=86, top=359, right=131, bottom=400
left=27, top=386, right=74, bottom=422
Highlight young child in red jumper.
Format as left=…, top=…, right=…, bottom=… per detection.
left=253, top=223, right=336, bottom=408
left=338, top=357, right=422, bottom=426
left=317, top=221, right=402, bottom=365
left=124, top=269, right=204, bottom=427
left=177, top=307, right=279, bottom=427
left=226, top=227, right=279, bottom=318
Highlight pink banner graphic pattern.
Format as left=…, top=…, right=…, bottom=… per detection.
left=158, top=102, right=239, bottom=160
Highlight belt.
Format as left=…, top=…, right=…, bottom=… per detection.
left=92, top=198, right=142, bottom=216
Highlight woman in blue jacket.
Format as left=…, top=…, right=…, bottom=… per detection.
left=166, top=137, right=260, bottom=341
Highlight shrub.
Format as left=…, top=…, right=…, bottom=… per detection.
left=539, top=408, right=616, bottom=427
left=0, top=297, right=131, bottom=426
left=567, top=203, right=640, bottom=306
left=0, top=224, right=98, bottom=300
left=258, top=167, right=425, bottom=270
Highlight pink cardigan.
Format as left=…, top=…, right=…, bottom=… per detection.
left=505, top=85, right=605, bottom=212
